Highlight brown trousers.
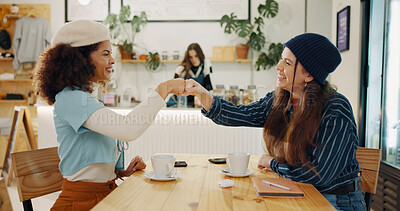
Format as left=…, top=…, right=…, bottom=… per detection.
left=51, top=179, right=117, bottom=211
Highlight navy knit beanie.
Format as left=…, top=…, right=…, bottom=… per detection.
left=284, top=33, right=342, bottom=85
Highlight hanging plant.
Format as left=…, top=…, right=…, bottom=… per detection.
left=145, top=52, right=160, bottom=71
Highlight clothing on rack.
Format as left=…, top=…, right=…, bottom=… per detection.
left=12, top=16, right=51, bottom=70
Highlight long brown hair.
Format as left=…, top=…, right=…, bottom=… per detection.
left=179, top=43, right=205, bottom=78
left=263, top=78, right=336, bottom=172
left=33, top=42, right=102, bottom=105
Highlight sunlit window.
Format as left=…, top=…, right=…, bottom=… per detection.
left=382, top=0, right=400, bottom=164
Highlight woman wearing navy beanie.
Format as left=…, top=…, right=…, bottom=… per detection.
left=185, top=33, right=366, bottom=210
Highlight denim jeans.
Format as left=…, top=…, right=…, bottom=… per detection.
left=323, top=188, right=367, bottom=210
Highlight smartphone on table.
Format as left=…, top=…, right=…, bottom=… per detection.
left=208, top=158, right=227, bottom=164
left=174, top=161, right=187, bottom=167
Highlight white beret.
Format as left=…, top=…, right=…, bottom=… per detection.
left=52, top=19, right=110, bottom=47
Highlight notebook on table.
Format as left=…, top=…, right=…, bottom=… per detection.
left=252, top=177, right=304, bottom=198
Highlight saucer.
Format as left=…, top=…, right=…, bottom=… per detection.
left=144, top=170, right=182, bottom=181
left=220, top=168, right=255, bottom=177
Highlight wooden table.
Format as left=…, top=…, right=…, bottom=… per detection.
left=93, top=154, right=335, bottom=210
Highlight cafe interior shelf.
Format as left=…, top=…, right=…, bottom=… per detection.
left=0, top=58, right=13, bottom=62
left=120, top=59, right=252, bottom=63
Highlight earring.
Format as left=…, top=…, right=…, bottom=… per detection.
left=304, top=83, right=308, bottom=87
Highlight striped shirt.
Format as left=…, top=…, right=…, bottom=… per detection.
left=201, top=91, right=360, bottom=193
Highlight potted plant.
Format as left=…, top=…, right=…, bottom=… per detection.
left=145, top=51, right=161, bottom=71
left=220, top=0, right=283, bottom=70
left=103, top=5, right=148, bottom=59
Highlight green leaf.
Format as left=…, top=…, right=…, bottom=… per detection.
left=220, top=13, right=238, bottom=34
left=103, top=5, right=148, bottom=48
left=122, top=41, right=133, bottom=52
left=235, top=20, right=253, bottom=38
left=258, top=0, right=279, bottom=18
left=255, top=42, right=283, bottom=70
left=248, top=32, right=265, bottom=51
left=267, top=42, right=284, bottom=64
left=254, top=17, right=264, bottom=28
left=255, top=53, right=268, bottom=71
left=146, top=52, right=160, bottom=70
left=119, top=5, right=131, bottom=23
left=132, top=11, right=148, bottom=33
left=253, top=17, right=264, bottom=34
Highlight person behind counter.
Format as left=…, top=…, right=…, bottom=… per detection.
left=174, top=43, right=213, bottom=107
left=33, top=19, right=185, bottom=211
left=184, top=33, right=366, bottom=210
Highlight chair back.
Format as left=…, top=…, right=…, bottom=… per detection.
left=11, top=147, right=63, bottom=208
left=356, top=147, right=381, bottom=194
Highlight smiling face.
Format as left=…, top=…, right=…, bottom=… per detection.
left=276, top=47, right=314, bottom=98
left=188, top=50, right=201, bottom=67
left=90, top=40, right=115, bottom=83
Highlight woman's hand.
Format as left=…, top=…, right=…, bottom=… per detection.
left=155, top=79, right=185, bottom=100
left=184, top=79, right=204, bottom=96
left=258, top=153, right=274, bottom=170
left=185, top=79, right=213, bottom=111
left=117, top=156, right=146, bottom=178
left=167, top=78, right=186, bottom=95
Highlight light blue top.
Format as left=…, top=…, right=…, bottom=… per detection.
left=53, top=87, right=117, bottom=176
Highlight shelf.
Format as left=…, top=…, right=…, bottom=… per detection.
left=5, top=14, right=22, bottom=19
left=120, top=59, right=146, bottom=63
left=119, top=59, right=252, bottom=63
left=161, top=60, right=182, bottom=63
left=120, top=59, right=181, bottom=63
left=0, top=58, right=13, bottom=62
left=0, top=79, right=32, bottom=83
left=0, top=99, right=27, bottom=103
left=212, top=59, right=252, bottom=63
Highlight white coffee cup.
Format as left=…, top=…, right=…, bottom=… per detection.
left=226, top=152, right=250, bottom=174
left=151, top=154, right=176, bottom=178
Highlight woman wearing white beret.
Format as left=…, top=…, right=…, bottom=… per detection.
left=33, top=19, right=185, bottom=210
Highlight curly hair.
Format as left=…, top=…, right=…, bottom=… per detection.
left=33, top=43, right=101, bottom=105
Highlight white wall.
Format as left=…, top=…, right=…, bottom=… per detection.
left=307, top=0, right=332, bottom=38
left=330, top=0, right=362, bottom=126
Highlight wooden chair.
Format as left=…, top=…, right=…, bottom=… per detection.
left=11, top=147, right=64, bottom=211
left=356, top=147, right=381, bottom=211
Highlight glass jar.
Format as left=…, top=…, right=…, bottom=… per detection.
left=161, top=50, right=168, bottom=60
left=212, top=84, right=225, bottom=100
left=177, top=95, right=187, bottom=108
left=173, top=50, right=180, bottom=60
left=227, top=85, right=239, bottom=105
left=243, top=85, right=256, bottom=105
